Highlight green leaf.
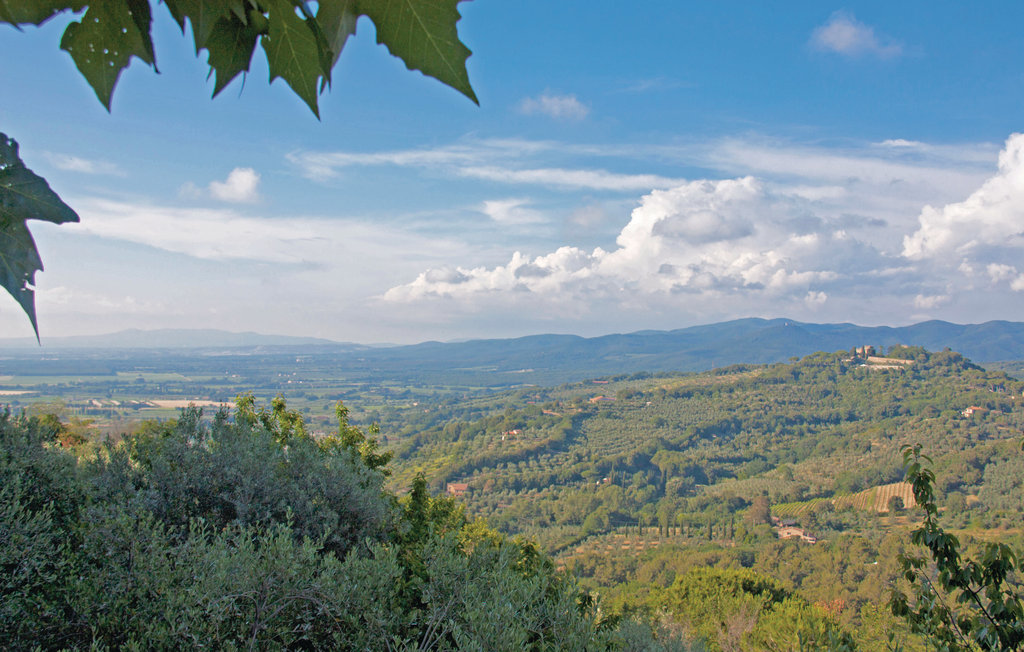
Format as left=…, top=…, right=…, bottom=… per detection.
left=59, top=0, right=156, bottom=110
left=162, top=0, right=258, bottom=95
left=0, top=134, right=80, bottom=340
left=261, top=0, right=326, bottom=117
left=357, top=0, right=477, bottom=104
left=163, top=0, right=240, bottom=51
left=205, top=13, right=260, bottom=95
left=127, top=0, right=157, bottom=63
left=292, top=0, right=335, bottom=88
left=0, top=1, right=85, bottom=27
left=316, top=0, right=358, bottom=72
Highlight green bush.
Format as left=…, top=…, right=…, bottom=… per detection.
left=0, top=400, right=683, bottom=650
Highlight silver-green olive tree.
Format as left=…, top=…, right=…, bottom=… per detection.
left=0, top=0, right=477, bottom=339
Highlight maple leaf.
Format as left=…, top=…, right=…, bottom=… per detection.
left=205, top=13, right=261, bottom=95
left=0, top=1, right=85, bottom=26
left=163, top=0, right=239, bottom=50
left=316, top=0, right=358, bottom=73
left=358, top=0, right=477, bottom=105
left=59, top=0, right=156, bottom=110
left=261, top=0, right=329, bottom=116
left=0, top=134, right=80, bottom=340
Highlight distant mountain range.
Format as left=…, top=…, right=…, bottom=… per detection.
left=3, top=319, right=1024, bottom=385
left=0, top=329, right=361, bottom=351
left=344, top=318, right=1024, bottom=383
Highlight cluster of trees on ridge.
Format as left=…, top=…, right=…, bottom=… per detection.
left=375, top=347, right=1024, bottom=648
left=388, top=348, right=1023, bottom=547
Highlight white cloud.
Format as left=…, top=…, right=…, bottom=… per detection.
left=385, top=176, right=884, bottom=309
left=65, top=197, right=464, bottom=273
left=903, top=133, right=1024, bottom=260
left=913, top=294, right=949, bottom=309
left=871, top=139, right=997, bottom=166
left=985, top=264, right=1024, bottom=292
left=286, top=145, right=485, bottom=180
left=70, top=199, right=315, bottom=262
left=706, top=137, right=994, bottom=241
left=481, top=199, right=547, bottom=225
left=811, top=11, right=902, bottom=58
left=209, top=167, right=261, bottom=203
left=288, top=139, right=681, bottom=192
left=709, top=138, right=982, bottom=192
left=288, top=136, right=994, bottom=211
left=26, top=130, right=1024, bottom=341
left=878, top=139, right=925, bottom=148
left=519, top=93, right=589, bottom=120
left=457, top=166, right=684, bottom=192
left=805, top=291, right=828, bottom=306
left=44, top=153, right=124, bottom=176
left=987, top=263, right=1018, bottom=283
left=276, top=132, right=1024, bottom=333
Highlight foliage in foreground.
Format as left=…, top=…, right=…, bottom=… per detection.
left=0, top=399, right=687, bottom=650
left=0, top=0, right=477, bottom=337
left=891, top=444, right=1024, bottom=651
left=641, top=567, right=855, bottom=651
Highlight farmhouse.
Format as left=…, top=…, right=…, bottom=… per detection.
left=777, top=526, right=818, bottom=543
left=446, top=482, right=469, bottom=497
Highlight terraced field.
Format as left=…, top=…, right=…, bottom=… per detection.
left=773, top=482, right=916, bottom=518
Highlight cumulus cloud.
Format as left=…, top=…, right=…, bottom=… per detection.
left=706, top=136, right=994, bottom=238
left=903, top=133, right=1024, bottom=260
left=385, top=176, right=886, bottom=309
left=519, top=93, right=589, bottom=120
left=805, top=291, right=828, bottom=306
left=913, top=294, right=949, bottom=309
left=37, top=128, right=1024, bottom=340
left=811, top=11, right=902, bottom=58
left=987, top=263, right=1017, bottom=283
left=279, top=132, right=1024, bottom=331
left=985, top=264, right=1024, bottom=292
left=209, top=167, right=261, bottom=203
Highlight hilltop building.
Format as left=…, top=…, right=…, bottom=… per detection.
left=446, top=482, right=469, bottom=497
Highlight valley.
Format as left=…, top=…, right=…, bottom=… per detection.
left=3, top=323, right=1023, bottom=649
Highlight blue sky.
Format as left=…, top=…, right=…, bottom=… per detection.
left=3, top=2, right=1024, bottom=343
